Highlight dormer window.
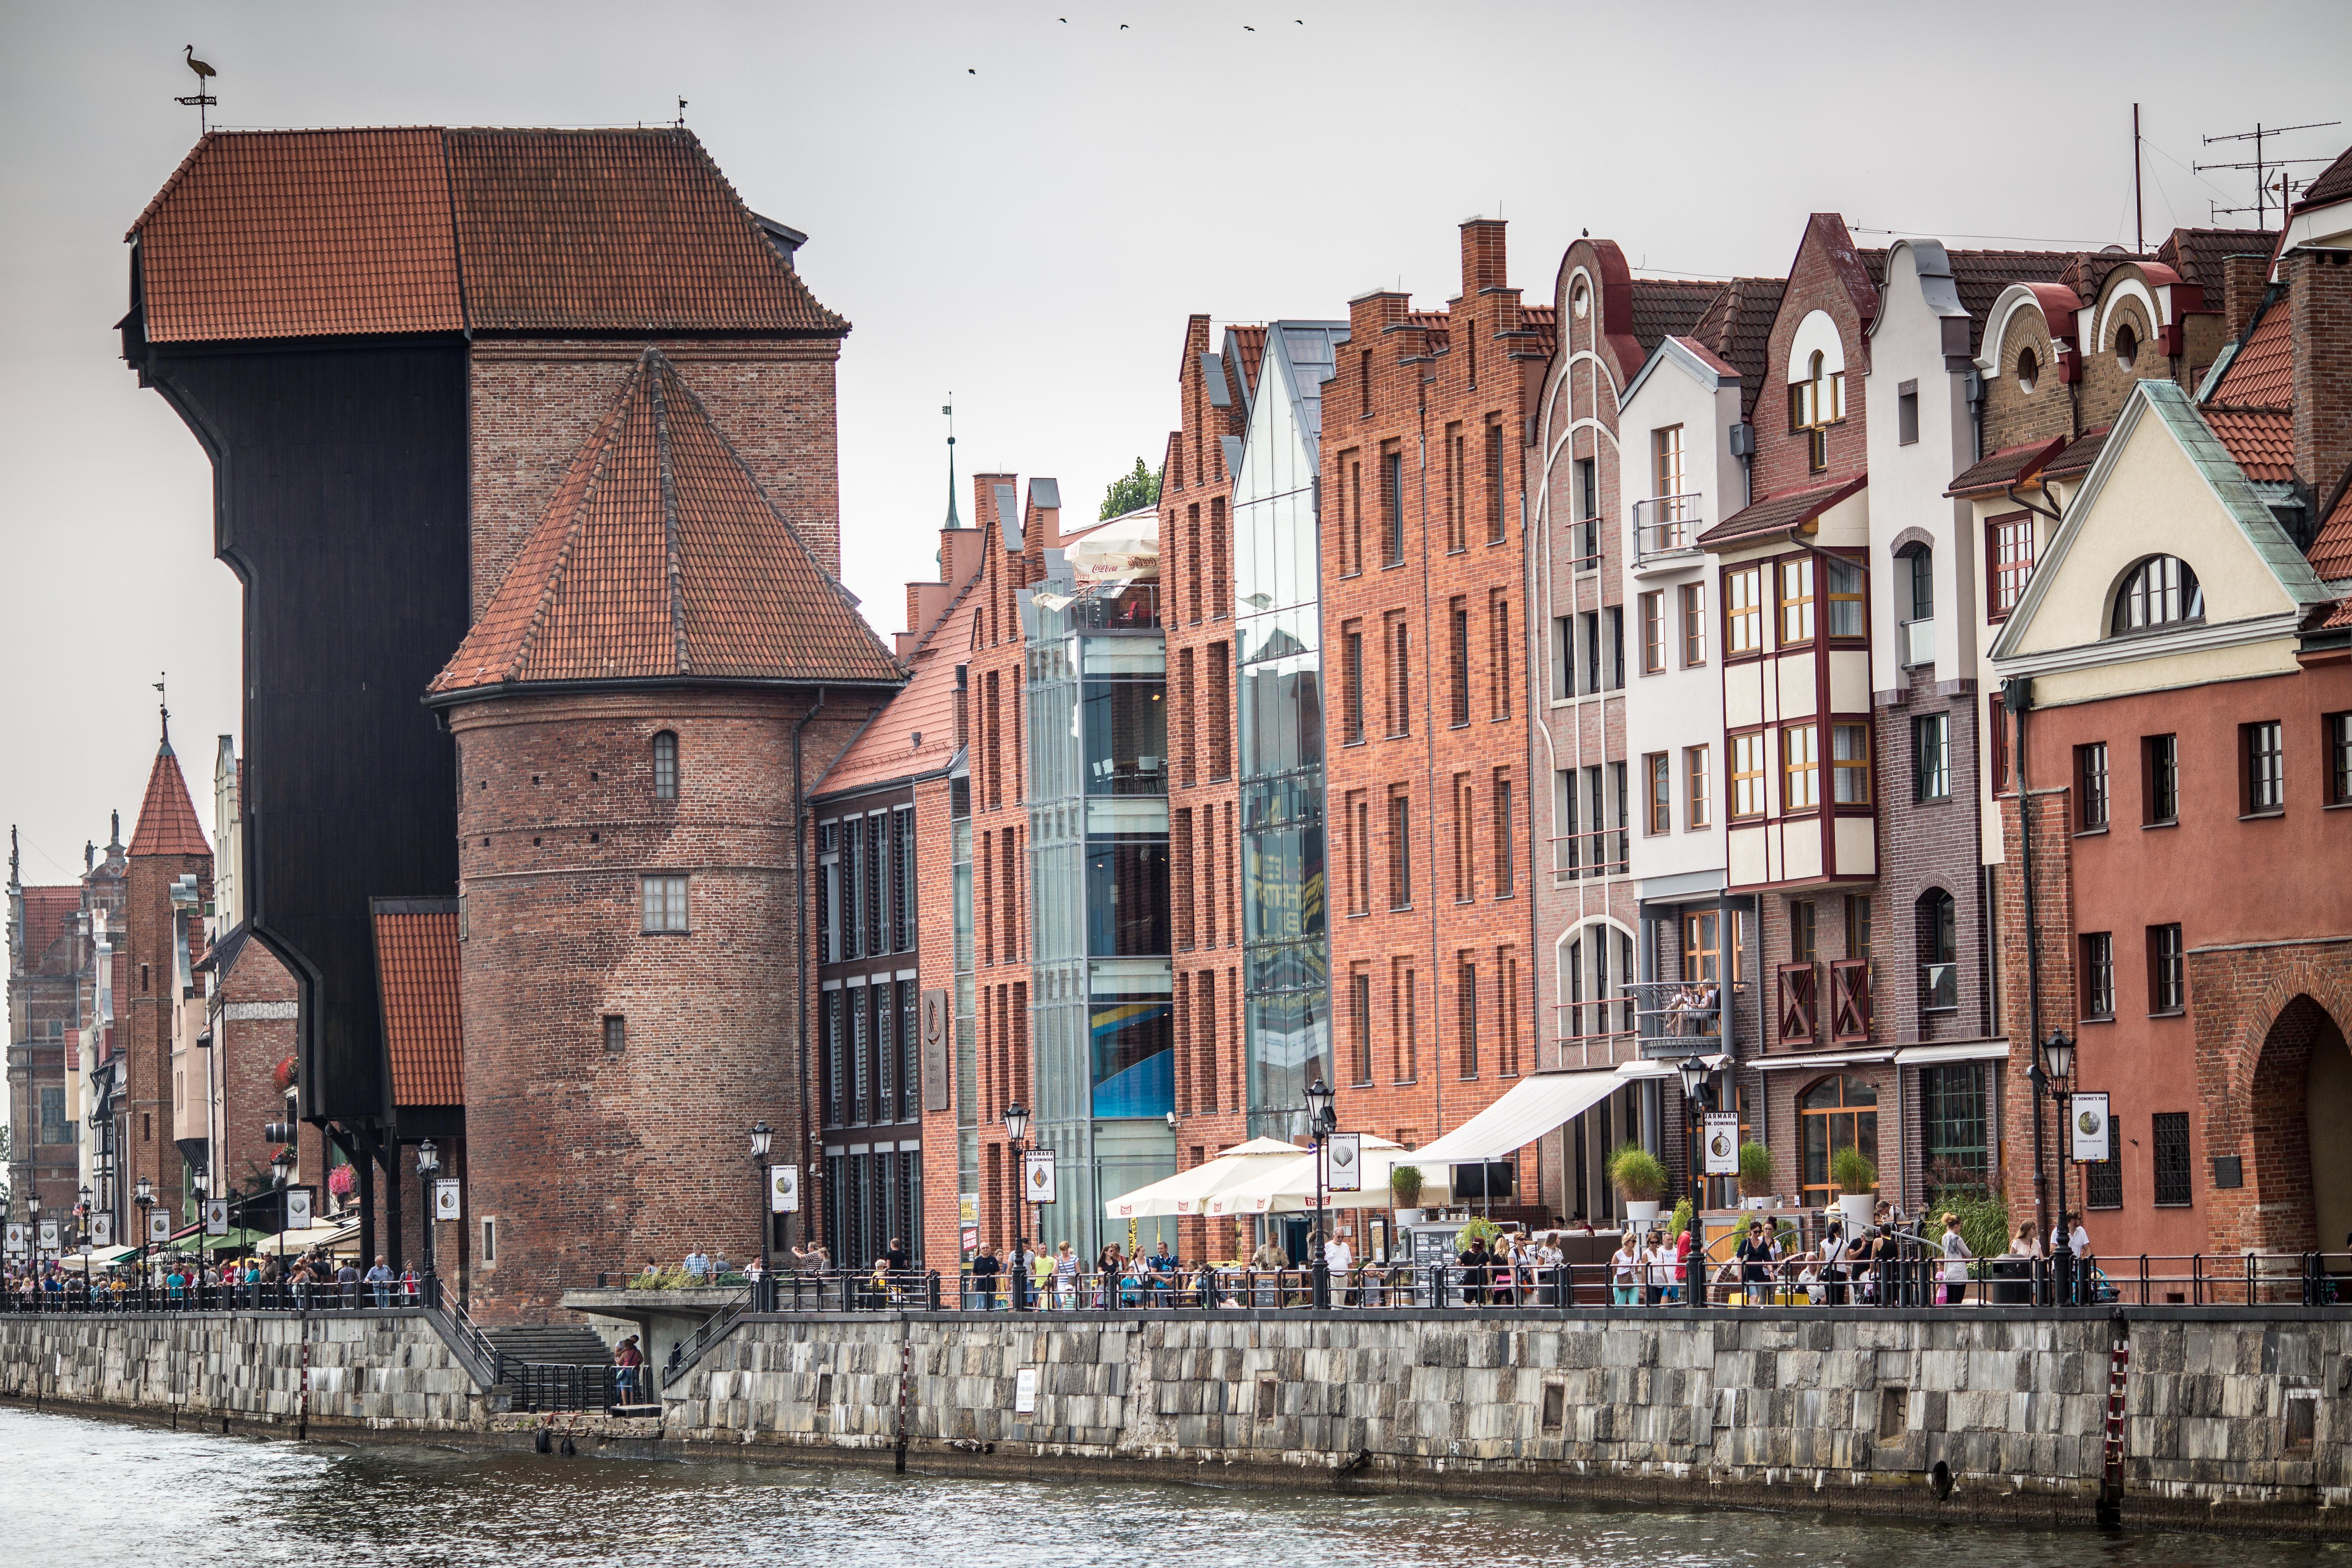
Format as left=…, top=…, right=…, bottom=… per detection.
left=2110, top=556, right=2203, bottom=635
left=2016, top=347, right=2039, bottom=395
left=2114, top=323, right=2138, bottom=372
left=652, top=730, right=679, bottom=800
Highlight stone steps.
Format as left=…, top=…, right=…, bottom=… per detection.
left=485, top=1326, right=612, bottom=1366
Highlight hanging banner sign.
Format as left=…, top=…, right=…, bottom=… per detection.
left=205, top=1199, right=231, bottom=1236
left=1325, top=1133, right=1363, bottom=1193
left=4, top=1223, right=25, bottom=1254
left=768, top=1164, right=800, bottom=1214
left=1703, top=1112, right=1741, bottom=1176
left=38, top=1221, right=60, bottom=1251
left=90, top=1214, right=113, bottom=1247
left=1023, top=1149, right=1058, bottom=1205
left=150, top=1209, right=173, bottom=1243
left=433, top=1179, right=462, bottom=1221
left=2070, top=1092, right=2111, bottom=1163
left=285, top=1189, right=313, bottom=1229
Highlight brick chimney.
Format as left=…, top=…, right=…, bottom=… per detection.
left=1460, top=218, right=1508, bottom=297
left=2287, top=248, right=2352, bottom=496
left=2223, top=253, right=2271, bottom=345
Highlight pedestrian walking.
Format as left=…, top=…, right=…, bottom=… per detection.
left=970, top=1244, right=1002, bottom=1309
left=613, top=1334, right=645, bottom=1403
left=1734, top=1220, right=1777, bottom=1303
left=1940, top=1212, right=1973, bottom=1305
left=365, top=1254, right=394, bottom=1308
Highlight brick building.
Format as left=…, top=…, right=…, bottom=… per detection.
left=1990, top=161, right=2352, bottom=1261
left=7, top=826, right=117, bottom=1226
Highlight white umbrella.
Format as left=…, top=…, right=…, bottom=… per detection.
left=1206, top=1136, right=1448, bottom=1216
left=1103, top=1137, right=1307, bottom=1219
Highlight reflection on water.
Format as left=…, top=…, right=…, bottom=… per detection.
left=0, top=1407, right=2327, bottom=1567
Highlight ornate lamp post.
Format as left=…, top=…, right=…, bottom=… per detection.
left=134, top=1174, right=155, bottom=1284
left=1676, top=1054, right=1712, bottom=1311
left=749, top=1121, right=773, bottom=1304
left=2029, top=1029, right=2076, bottom=1303
left=1003, top=1102, right=1031, bottom=1307
left=1304, top=1078, right=1336, bottom=1308
left=76, top=1183, right=93, bottom=1300
left=26, top=1192, right=41, bottom=1285
left=414, top=1140, right=440, bottom=1291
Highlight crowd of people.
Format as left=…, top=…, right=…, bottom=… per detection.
left=4, top=1249, right=416, bottom=1309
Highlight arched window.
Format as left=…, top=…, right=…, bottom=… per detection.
left=1799, top=1074, right=1879, bottom=1205
left=1561, top=922, right=1637, bottom=1044
left=2114, top=322, right=2138, bottom=372
left=1916, top=888, right=1957, bottom=1014
left=2016, top=346, right=2039, bottom=394
left=652, top=731, right=679, bottom=800
left=2109, top=556, right=2203, bottom=636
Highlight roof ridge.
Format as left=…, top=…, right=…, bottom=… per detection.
left=648, top=354, right=694, bottom=675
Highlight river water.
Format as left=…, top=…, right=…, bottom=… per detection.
left=3, top=1407, right=2332, bottom=1566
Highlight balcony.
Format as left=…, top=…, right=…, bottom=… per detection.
left=1900, top=616, right=1935, bottom=668
left=1631, top=493, right=1705, bottom=567
left=1629, top=978, right=1752, bottom=1054
left=1920, top=962, right=1959, bottom=1014
left=1073, top=582, right=1160, bottom=632
left=1549, top=827, right=1628, bottom=881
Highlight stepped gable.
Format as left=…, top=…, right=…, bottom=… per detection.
left=428, top=348, right=900, bottom=699
left=126, top=739, right=209, bottom=859
left=817, top=573, right=981, bottom=797
left=129, top=127, right=841, bottom=345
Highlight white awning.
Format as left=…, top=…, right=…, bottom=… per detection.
left=1893, top=1041, right=2011, bottom=1065
left=1753, top=1051, right=1894, bottom=1072
left=1103, top=1137, right=1306, bottom=1219
left=1203, top=1136, right=1439, bottom=1216
left=1408, top=1068, right=1627, bottom=1165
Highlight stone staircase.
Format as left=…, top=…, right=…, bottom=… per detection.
left=484, top=1325, right=612, bottom=1366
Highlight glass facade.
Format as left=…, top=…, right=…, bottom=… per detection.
left=1234, top=322, right=1347, bottom=1136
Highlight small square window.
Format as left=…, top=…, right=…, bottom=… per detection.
left=641, top=874, right=690, bottom=933
left=602, top=1015, right=626, bottom=1053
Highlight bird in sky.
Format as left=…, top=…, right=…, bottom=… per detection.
left=1245, top=24, right=1255, bottom=29
left=968, top=67, right=977, bottom=74
left=183, top=44, right=215, bottom=78
left=1120, top=22, right=1129, bottom=29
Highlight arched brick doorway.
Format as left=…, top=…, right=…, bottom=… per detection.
left=2241, top=996, right=2352, bottom=1255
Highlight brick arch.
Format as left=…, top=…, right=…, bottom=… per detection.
left=2194, top=945, right=2352, bottom=1253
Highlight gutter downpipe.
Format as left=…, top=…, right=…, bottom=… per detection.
left=793, top=686, right=829, bottom=1261
left=2005, top=675, right=2047, bottom=1263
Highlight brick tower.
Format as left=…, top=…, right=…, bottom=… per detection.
left=121, top=720, right=212, bottom=1222
left=426, top=348, right=898, bottom=1322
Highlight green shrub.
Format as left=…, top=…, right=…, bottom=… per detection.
left=1939, top=1191, right=2011, bottom=1272
left=1668, top=1196, right=1693, bottom=1242
left=1830, top=1145, right=1878, bottom=1196
left=1453, top=1216, right=1501, bottom=1251
left=1737, top=1141, right=1775, bottom=1197
left=1388, top=1164, right=1424, bottom=1208
left=1607, top=1144, right=1667, bottom=1203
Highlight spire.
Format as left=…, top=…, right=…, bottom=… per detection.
left=943, top=398, right=962, bottom=529
left=154, top=672, right=173, bottom=755
left=128, top=737, right=209, bottom=859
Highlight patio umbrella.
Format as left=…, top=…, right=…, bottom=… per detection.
left=1102, top=1137, right=1308, bottom=1219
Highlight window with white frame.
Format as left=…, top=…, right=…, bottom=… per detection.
left=641, top=874, right=690, bottom=933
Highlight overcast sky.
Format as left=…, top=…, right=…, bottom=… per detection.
left=0, top=2, right=2343, bottom=956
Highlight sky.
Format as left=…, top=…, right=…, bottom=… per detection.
left=0, top=0, right=2344, bottom=1005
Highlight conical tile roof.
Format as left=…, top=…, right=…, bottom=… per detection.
left=429, top=349, right=900, bottom=699
left=127, top=739, right=209, bottom=858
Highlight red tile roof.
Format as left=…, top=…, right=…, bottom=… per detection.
left=1688, top=277, right=1787, bottom=419
left=1947, top=437, right=2068, bottom=498
left=2043, top=427, right=2110, bottom=483
left=817, top=580, right=980, bottom=798
left=2203, top=408, right=2296, bottom=482
left=2308, top=473, right=2352, bottom=581
left=2210, top=297, right=2293, bottom=408
left=126, top=742, right=209, bottom=858
left=131, top=127, right=841, bottom=345
left=2321, top=596, right=2352, bottom=630
left=1697, top=475, right=1867, bottom=549
left=1945, top=249, right=2080, bottom=355
left=17, top=886, right=81, bottom=972
left=1226, top=326, right=1267, bottom=394
left=428, top=349, right=900, bottom=699
left=372, top=901, right=463, bottom=1108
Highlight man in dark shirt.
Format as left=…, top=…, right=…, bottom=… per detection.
left=884, top=1236, right=911, bottom=1273
left=969, top=1245, right=1002, bottom=1309
left=1457, top=1237, right=1491, bottom=1306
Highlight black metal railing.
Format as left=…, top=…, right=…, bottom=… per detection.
left=1630, top=978, right=1751, bottom=1050
left=506, top=1359, right=616, bottom=1414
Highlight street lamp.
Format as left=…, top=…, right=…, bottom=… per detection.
left=1003, top=1103, right=1031, bottom=1307
left=2030, top=1029, right=2076, bottom=1303
left=415, top=1140, right=440, bottom=1291
left=1304, top=1078, right=1336, bottom=1308
left=1675, top=1055, right=1711, bottom=1311
left=26, top=1192, right=40, bottom=1281
left=76, top=1184, right=92, bottom=1301
left=749, top=1122, right=774, bottom=1300
left=135, top=1174, right=155, bottom=1284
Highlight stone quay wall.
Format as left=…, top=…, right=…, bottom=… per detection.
left=0, top=1310, right=500, bottom=1432
left=664, top=1307, right=2352, bottom=1535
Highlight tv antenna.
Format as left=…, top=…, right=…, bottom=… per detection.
left=176, top=46, right=219, bottom=134
left=2197, top=118, right=2339, bottom=229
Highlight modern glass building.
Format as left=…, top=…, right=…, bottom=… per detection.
left=1233, top=323, right=1348, bottom=1138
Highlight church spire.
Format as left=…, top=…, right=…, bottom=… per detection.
left=154, top=671, right=172, bottom=755
left=943, top=398, right=962, bottom=530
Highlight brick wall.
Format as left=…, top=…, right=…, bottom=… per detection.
left=1750, top=216, right=1873, bottom=500
left=448, top=686, right=868, bottom=1323
left=467, top=337, right=845, bottom=612
left=122, top=846, right=209, bottom=1218
left=2287, top=248, right=2352, bottom=498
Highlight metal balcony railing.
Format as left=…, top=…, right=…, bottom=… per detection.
left=1632, top=493, right=1705, bottom=561
left=1920, top=962, right=1960, bottom=1014
left=1629, top=978, right=1751, bottom=1051
left=1549, top=828, right=1628, bottom=880
left=1072, top=583, right=1160, bottom=632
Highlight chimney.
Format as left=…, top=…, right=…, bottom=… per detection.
left=1460, top=218, right=1508, bottom=297
left=2223, top=253, right=2270, bottom=345
left=2288, top=248, right=2352, bottom=497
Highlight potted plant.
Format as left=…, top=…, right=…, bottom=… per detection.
left=1389, top=1163, right=1424, bottom=1224
left=1737, top=1141, right=1775, bottom=1209
left=1831, top=1146, right=1878, bottom=1231
left=1607, top=1144, right=1667, bottom=1227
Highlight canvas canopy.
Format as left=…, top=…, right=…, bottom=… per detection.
left=1203, top=1135, right=1450, bottom=1216
left=1103, top=1137, right=1306, bottom=1219
left=1406, top=1067, right=1632, bottom=1167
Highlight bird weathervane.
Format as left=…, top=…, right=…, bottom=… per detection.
left=178, top=45, right=218, bottom=133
